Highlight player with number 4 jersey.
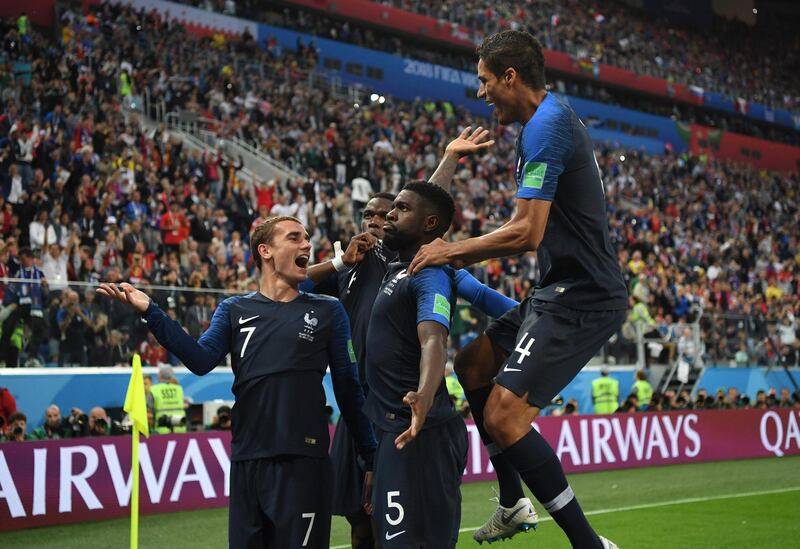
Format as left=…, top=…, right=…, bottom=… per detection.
left=98, top=216, right=376, bottom=549
left=416, top=31, right=627, bottom=548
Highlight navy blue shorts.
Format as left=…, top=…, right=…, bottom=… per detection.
left=372, top=415, right=468, bottom=548
left=229, top=456, right=332, bottom=548
left=487, top=298, right=626, bottom=408
left=330, top=414, right=367, bottom=516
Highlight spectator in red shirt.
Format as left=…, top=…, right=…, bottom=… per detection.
left=0, top=387, right=17, bottom=436
left=139, top=332, right=168, bottom=366
left=159, top=202, right=189, bottom=252
left=254, top=178, right=276, bottom=213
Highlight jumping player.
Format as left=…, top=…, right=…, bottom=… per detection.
left=98, top=216, right=376, bottom=549
left=413, top=31, right=628, bottom=548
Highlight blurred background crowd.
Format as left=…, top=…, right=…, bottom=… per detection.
left=0, top=3, right=797, bottom=374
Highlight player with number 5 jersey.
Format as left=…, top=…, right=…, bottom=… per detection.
left=97, top=215, right=376, bottom=549
left=363, top=182, right=468, bottom=548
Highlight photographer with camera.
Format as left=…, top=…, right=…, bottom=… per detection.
left=88, top=406, right=110, bottom=437
left=62, top=407, right=91, bottom=437
left=208, top=405, right=232, bottom=431
left=30, top=404, right=69, bottom=440
left=1, top=412, right=30, bottom=442
left=151, top=364, right=187, bottom=434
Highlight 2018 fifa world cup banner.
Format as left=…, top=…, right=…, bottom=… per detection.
left=1, top=408, right=798, bottom=530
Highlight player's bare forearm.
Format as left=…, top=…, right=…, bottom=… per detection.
left=429, top=126, right=495, bottom=190
left=452, top=219, right=535, bottom=264
left=305, top=261, right=336, bottom=283
left=416, top=322, right=449, bottom=407
left=409, top=198, right=550, bottom=275
left=428, top=151, right=460, bottom=190
left=395, top=321, right=448, bottom=449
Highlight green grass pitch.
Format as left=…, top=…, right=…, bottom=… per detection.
left=2, top=456, right=798, bottom=548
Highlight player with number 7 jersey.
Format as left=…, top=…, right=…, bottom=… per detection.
left=97, top=216, right=376, bottom=549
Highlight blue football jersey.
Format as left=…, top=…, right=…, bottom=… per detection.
left=515, top=93, right=628, bottom=311
left=364, top=263, right=457, bottom=433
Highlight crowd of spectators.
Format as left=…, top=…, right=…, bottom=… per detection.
left=377, top=0, right=800, bottom=113
left=0, top=372, right=234, bottom=441
left=179, top=2, right=800, bottom=145
left=0, top=4, right=798, bottom=372
left=3, top=378, right=798, bottom=440
left=548, top=385, right=800, bottom=417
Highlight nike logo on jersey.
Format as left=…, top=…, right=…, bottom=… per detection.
left=385, top=530, right=407, bottom=541
left=503, top=365, right=522, bottom=372
left=347, top=272, right=358, bottom=291
left=238, top=315, right=258, bottom=325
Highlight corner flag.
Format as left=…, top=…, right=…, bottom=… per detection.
left=124, top=354, right=150, bottom=437
left=124, top=354, right=149, bottom=549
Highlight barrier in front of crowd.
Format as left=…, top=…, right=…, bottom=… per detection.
left=5, top=367, right=799, bottom=430
left=1, top=408, right=797, bottom=531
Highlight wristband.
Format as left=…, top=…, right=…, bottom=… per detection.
left=332, top=254, right=347, bottom=272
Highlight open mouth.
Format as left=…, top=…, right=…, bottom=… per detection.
left=295, top=255, right=309, bottom=268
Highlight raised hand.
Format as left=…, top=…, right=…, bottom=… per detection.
left=96, top=282, right=150, bottom=313
left=445, top=126, right=496, bottom=158
left=342, top=232, right=378, bottom=267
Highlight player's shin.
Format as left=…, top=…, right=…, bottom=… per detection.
left=503, top=429, right=602, bottom=548
left=464, top=385, right=525, bottom=507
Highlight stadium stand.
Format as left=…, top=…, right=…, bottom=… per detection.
left=0, top=4, right=797, bottom=377
left=248, top=2, right=800, bottom=145
left=375, top=0, right=799, bottom=113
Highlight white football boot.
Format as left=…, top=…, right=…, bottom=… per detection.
left=473, top=496, right=538, bottom=544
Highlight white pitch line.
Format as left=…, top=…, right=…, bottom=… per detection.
left=330, top=486, right=800, bottom=547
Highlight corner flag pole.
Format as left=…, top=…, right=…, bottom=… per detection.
left=124, top=354, right=150, bottom=549
left=131, top=427, right=141, bottom=549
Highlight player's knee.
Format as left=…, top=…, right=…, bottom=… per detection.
left=454, top=335, right=501, bottom=390
left=483, top=400, right=511, bottom=441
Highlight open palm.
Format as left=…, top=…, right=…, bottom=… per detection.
left=96, top=282, right=151, bottom=313
left=445, top=125, right=496, bottom=158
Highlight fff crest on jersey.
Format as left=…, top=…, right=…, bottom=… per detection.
left=299, top=310, right=317, bottom=342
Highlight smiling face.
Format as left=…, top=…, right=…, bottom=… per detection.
left=477, top=58, right=518, bottom=125
left=361, top=197, right=393, bottom=239
left=383, top=190, right=435, bottom=252
left=256, top=219, right=311, bottom=285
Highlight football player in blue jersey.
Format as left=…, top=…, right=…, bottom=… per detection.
left=362, top=181, right=465, bottom=548
left=98, top=215, right=376, bottom=549
left=302, top=186, right=520, bottom=548
left=415, top=31, right=627, bottom=548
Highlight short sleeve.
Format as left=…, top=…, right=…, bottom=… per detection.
left=516, top=101, right=574, bottom=202
left=410, top=267, right=453, bottom=331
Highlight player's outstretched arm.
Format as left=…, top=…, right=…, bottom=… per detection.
left=327, top=301, right=377, bottom=467
left=408, top=198, right=551, bottom=275
left=302, top=232, right=378, bottom=287
left=428, top=126, right=495, bottom=190
left=395, top=320, right=448, bottom=450
left=455, top=269, right=519, bottom=318
left=96, top=282, right=230, bottom=375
